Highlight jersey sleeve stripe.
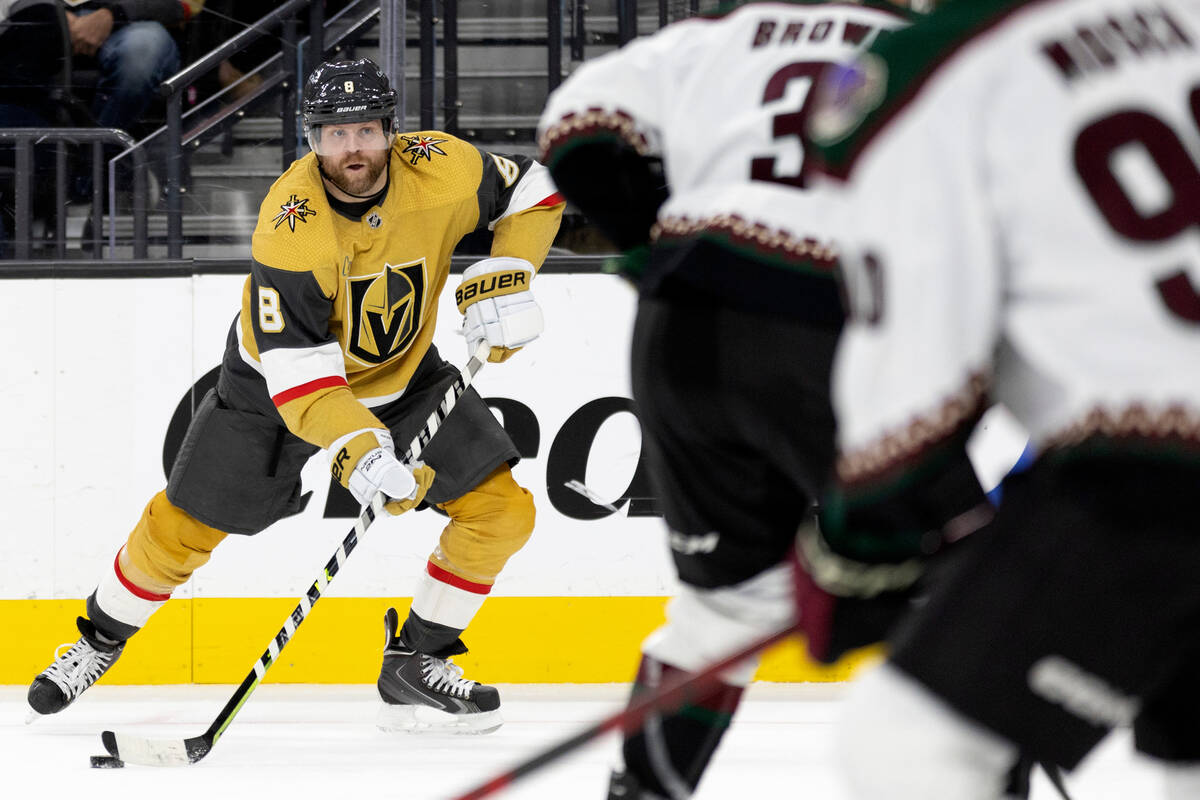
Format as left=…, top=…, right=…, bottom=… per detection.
left=837, top=371, right=990, bottom=488
left=271, top=375, right=350, bottom=407
left=491, top=161, right=562, bottom=224
left=260, top=340, right=347, bottom=403
left=538, top=109, right=651, bottom=167
left=536, top=191, right=565, bottom=207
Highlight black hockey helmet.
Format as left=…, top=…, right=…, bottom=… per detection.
left=302, top=58, right=397, bottom=147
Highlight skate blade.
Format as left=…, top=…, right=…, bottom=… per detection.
left=376, top=703, right=503, bottom=735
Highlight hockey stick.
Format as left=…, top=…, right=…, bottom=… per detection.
left=449, top=622, right=801, bottom=800
left=98, top=341, right=492, bottom=767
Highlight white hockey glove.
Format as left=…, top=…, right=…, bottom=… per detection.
left=329, top=429, right=436, bottom=516
left=456, top=256, right=543, bottom=363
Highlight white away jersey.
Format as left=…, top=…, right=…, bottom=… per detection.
left=538, top=0, right=908, bottom=258
left=807, top=0, right=1200, bottom=483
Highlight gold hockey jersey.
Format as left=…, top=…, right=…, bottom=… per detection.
left=234, top=131, right=564, bottom=450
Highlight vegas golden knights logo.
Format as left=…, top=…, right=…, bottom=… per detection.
left=346, top=260, right=427, bottom=364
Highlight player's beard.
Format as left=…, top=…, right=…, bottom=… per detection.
left=318, top=147, right=389, bottom=198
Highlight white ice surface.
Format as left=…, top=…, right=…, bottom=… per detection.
left=2, top=683, right=1166, bottom=799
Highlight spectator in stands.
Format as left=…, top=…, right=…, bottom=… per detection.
left=63, top=1, right=201, bottom=200
left=184, top=1, right=353, bottom=107
left=1, top=0, right=64, bottom=125
left=1, top=0, right=67, bottom=257
left=64, top=1, right=197, bottom=133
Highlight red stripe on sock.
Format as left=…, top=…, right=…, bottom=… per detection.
left=426, top=562, right=492, bottom=595
left=113, top=552, right=171, bottom=602
left=271, top=376, right=349, bottom=407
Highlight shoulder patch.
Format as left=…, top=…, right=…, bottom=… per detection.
left=271, top=194, right=318, bottom=232
left=806, top=0, right=1035, bottom=178
left=400, top=134, right=450, bottom=165
left=808, top=54, right=889, bottom=148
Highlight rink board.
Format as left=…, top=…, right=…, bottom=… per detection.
left=6, top=597, right=874, bottom=684
left=0, top=269, right=1021, bottom=685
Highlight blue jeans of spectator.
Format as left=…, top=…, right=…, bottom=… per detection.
left=79, top=9, right=180, bottom=133
left=73, top=10, right=179, bottom=200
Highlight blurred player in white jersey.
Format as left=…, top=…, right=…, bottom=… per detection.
left=797, top=1, right=1200, bottom=797
left=534, top=3, right=967, bottom=797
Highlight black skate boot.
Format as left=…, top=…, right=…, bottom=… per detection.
left=606, top=769, right=668, bottom=800
left=27, top=617, right=126, bottom=717
left=375, top=607, right=502, bottom=734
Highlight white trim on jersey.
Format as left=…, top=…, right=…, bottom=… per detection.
left=260, top=340, right=348, bottom=402
left=356, top=383, right=414, bottom=409
left=234, top=315, right=266, bottom=376
left=487, top=160, right=560, bottom=228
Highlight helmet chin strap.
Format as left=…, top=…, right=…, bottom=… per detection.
left=318, top=159, right=390, bottom=199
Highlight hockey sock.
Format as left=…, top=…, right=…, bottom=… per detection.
left=86, top=549, right=172, bottom=642
left=398, top=610, right=468, bottom=658
left=83, top=598, right=135, bottom=645
left=621, top=656, right=744, bottom=798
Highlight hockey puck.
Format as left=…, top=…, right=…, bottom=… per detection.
left=90, top=754, right=125, bottom=769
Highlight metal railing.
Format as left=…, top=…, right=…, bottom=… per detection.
left=155, top=0, right=319, bottom=258
left=2, top=0, right=711, bottom=262
left=0, top=252, right=614, bottom=277
left=0, top=129, right=147, bottom=260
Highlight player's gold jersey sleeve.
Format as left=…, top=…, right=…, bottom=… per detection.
left=493, top=201, right=564, bottom=268
left=470, top=144, right=564, bottom=269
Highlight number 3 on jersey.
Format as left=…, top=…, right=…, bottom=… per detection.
left=258, top=287, right=286, bottom=333
left=750, top=61, right=826, bottom=188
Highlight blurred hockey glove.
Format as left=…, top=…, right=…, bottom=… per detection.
left=457, top=256, right=543, bottom=363
left=329, top=428, right=436, bottom=515
left=790, top=518, right=928, bottom=665
left=794, top=443, right=995, bottom=664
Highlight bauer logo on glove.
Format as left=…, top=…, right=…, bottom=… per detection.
left=455, top=269, right=528, bottom=307
left=328, top=428, right=436, bottom=516
left=457, top=256, right=544, bottom=363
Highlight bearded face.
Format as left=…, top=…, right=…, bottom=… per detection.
left=313, top=120, right=391, bottom=197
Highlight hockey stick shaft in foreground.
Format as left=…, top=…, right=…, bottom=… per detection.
left=101, top=342, right=492, bottom=767
left=450, top=622, right=801, bottom=800
left=449, top=623, right=1074, bottom=800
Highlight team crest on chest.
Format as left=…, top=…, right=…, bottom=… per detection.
left=367, top=212, right=382, bottom=228
left=346, top=259, right=427, bottom=365
left=273, top=194, right=317, bottom=231
left=401, top=135, right=450, bottom=165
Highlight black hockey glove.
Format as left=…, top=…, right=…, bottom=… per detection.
left=545, top=141, right=669, bottom=255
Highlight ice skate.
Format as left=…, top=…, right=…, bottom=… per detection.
left=27, top=617, right=126, bottom=718
left=375, top=607, right=502, bottom=734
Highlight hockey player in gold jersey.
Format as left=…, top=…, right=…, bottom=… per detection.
left=28, top=57, right=564, bottom=734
